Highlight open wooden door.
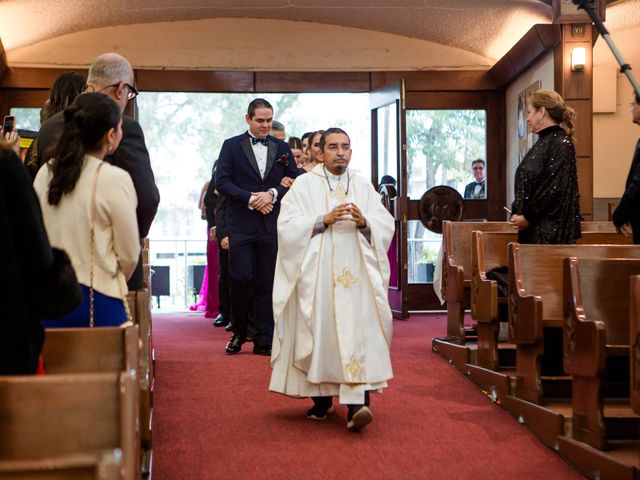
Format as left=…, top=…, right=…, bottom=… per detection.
left=371, top=80, right=408, bottom=319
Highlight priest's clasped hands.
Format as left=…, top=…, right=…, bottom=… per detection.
left=323, top=202, right=367, bottom=228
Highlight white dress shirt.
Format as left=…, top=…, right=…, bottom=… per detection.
left=248, top=132, right=278, bottom=208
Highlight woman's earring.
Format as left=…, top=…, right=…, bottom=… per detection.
left=107, top=143, right=113, bottom=154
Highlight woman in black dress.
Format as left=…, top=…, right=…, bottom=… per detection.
left=510, top=89, right=581, bottom=244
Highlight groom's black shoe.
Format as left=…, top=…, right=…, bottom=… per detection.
left=225, top=334, right=244, bottom=354
left=225, top=322, right=234, bottom=332
left=212, top=314, right=228, bottom=327
left=252, top=344, right=271, bottom=356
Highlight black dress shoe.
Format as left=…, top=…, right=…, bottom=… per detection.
left=225, top=334, right=244, bottom=354
left=225, top=322, right=234, bottom=332
left=212, top=314, right=228, bottom=327
left=252, top=344, right=271, bottom=356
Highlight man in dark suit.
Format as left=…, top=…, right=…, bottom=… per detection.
left=613, top=93, right=640, bottom=243
left=216, top=98, right=299, bottom=355
left=204, top=161, right=231, bottom=328
left=31, top=52, right=160, bottom=290
left=463, top=159, right=486, bottom=199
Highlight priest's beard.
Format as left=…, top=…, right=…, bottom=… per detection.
left=333, top=164, right=347, bottom=174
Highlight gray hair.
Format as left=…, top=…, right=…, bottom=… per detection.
left=271, top=120, right=285, bottom=132
left=87, top=53, right=133, bottom=89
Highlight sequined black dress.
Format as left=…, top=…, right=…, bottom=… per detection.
left=511, top=125, right=581, bottom=244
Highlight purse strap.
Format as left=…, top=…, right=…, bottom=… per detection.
left=89, top=162, right=133, bottom=327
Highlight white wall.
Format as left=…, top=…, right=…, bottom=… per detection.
left=593, top=26, right=640, bottom=198
left=504, top=51, right=555, bottom=206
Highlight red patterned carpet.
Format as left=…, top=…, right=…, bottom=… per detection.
left=152, top=312, right=582, bottom=479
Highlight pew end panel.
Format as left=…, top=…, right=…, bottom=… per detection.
left=42, top=325, right=140, bottom=375
left=442, top=221, right=514, bottom=344
left=508, top=242, right=544, bottom=345
left=0, top=372, right=139, bottom=480
left=0, top=450, right=121, bottom=480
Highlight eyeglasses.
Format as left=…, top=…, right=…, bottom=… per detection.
left=94, top=82, right=139, bottom=101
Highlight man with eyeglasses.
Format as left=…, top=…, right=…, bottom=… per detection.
left=32, top=52, right=160, bottom=290
left=463, top=159, right=486, bottom=200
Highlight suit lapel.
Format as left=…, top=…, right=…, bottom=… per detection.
left=240, top=136, right=261, bottom=179
left=263, top=140, right=278, bottom=179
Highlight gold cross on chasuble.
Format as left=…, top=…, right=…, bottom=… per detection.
left=336, top=267, right=358, bottom=289
left=345, top=356, right=364, bottom=381
left=330, top=182, right=349, bottom=202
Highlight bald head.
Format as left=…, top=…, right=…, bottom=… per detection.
left=87, top=53, right=133, bottom=88
left=86, top=52, right=135, bottom=112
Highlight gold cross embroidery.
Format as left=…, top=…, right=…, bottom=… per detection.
left=345, top=356, right=364, bottom=381
left=330, top=182, right=349, bottom=202
left=336, top=267, right=358, bottom=289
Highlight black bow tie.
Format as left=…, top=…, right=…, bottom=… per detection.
left=251, top=137, right=269, bottom=146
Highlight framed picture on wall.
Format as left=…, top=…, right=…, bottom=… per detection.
left=517, top=81, right=541, bottom=162
left=552, top=0, right=606, bottom=24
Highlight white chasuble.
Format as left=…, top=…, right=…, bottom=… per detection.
left=270, top=164, right=395, bottom=405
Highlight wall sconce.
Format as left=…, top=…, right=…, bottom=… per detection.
left=571, top=47, right=586, bottom=72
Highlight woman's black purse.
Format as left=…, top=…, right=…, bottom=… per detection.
left=38, top=247, right=82, bottom=319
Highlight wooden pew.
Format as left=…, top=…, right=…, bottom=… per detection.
left=126, top=289, right=153, bottom=475
left=471, top=230, right=632, bottom=371
left=0, top=372, right=139, bottom=480
left=42, top=325, right=139, bottom=374
left=441, top=220, right=514, bottom=343
left=0, top=450, right=121, bottom=479
left=563, top=257, right=640, bottom=450
left=508, top=243, right=640, bottom=404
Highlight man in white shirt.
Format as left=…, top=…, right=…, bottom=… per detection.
left=215, top=98, right=300, bottom=355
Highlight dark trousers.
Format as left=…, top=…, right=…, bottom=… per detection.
left=228, top=227, right=277, bottom=348
left=217, top=241, right=231, bottom=321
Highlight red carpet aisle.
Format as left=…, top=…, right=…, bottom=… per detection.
left=152, top=313, right=582, bottom=479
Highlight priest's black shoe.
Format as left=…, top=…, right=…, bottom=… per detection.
left=225, top=335, right=244, bottom=354
left=252, top=344, right=271, bottom=356
left=212, top=314, right=228, bottom=327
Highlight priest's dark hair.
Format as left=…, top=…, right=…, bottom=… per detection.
left=319, top=127, right=350, bottom=151
left=247, top=98, right=273, bottom=118
left=46, top=93, right=122, bottom=206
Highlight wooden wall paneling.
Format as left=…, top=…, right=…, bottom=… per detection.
left=135, top=70, right=254, bottom=92
left=555, top=23, right=594, bottom=219
left=256, top=72, right=370, bottom=93
left=489, top=24, right=561, bottom=88
left=2, top=89, right=48, bottom=109
left=1, top=68, right=88, bottom=89
left=577, top=156, right=594, bottom=220
left=568, top=99, right=593, bottom=157
left=0, top=38, right=7, bottom=85
left=371, top=71, right=496, bottom=92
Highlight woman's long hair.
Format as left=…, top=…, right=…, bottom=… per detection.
left=41, top=72, right=86, bottom=124
left=47, top=93, right=121, bottom=206
left=529, top=89, right=576, bottom=140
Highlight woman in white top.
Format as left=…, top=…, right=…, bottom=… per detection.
left=34, top=93, right=140, bottom=327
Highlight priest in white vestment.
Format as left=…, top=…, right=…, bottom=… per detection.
left=269, top=128, right=395, bottom=432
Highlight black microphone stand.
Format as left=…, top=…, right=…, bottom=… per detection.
left=571, top=0, right=640, bottom=98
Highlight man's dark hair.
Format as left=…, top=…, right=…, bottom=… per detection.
left=271, top=120, right=285, bottom=132
left=301, top=131, right=313, bottom=142
left=247, top=98, right=273, bottom=118
left=319, top=127, right=350, bottom=151
left=635, top=92, right=640, bottom=104
left=471, top=159, right=485, bottom=167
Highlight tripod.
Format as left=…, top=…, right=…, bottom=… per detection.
left=571, top=0, right=640, bottom=98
